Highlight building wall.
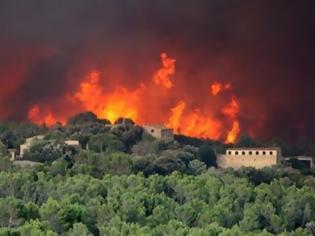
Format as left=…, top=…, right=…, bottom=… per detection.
left=65, top=140, right=80, bottom=147
left=20, top=143, right=32, bottom=158
left=143, top=125, right=174, bottom=140
left=8, top=149, right=17, bottom=161
left=217, top=148, right=280, bottom=169
left=161, top=129, right=174, bottom=139
left=145, top=127, right=162, bottom=139
left=226, top=149, right=279, bottom=156
left=217, top=154, right=278, bottom=169
left=20, top=135, right=44, bottom=158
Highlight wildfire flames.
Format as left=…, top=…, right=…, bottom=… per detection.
left=28, top=105, right=62, bottom=127
left=153, top=53, right=176, bottom=89
left=167, top=100, right=223, bottom=140
left=27, top=53, right=241, bottom=143
left=74, top=70, right=143, bottom=123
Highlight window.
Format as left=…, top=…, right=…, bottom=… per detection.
left=263, top=151, right=266, bottom=155
left=235, top=151, right=239, bottom=155
left=270, top=151, right=273, bottom=155
left=228, top=151, right=231, bottom=155
left=151, top=129, right=154, bottom=133
left=256, top=151, right=259, bottom=155
left=242, top=151, right=245, bottom=155
left=249, top=151, right=252, bottom=155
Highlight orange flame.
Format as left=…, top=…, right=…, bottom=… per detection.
left=153, top=52, right=176, bottom=88
left=74, top=71, right=143, bottom=123
left=211, top=82, right=223, bottom=95
left=167, top=100, right=222, bottom=140
left=28, top=105, right=65, bottom=126
left=167, top=100, right=186, bottom=133
left=225, top=121, right=240, bottom=144
left=222, top=97, right=240, bottom=119
left=74, top=70, right=103, bottom=113
left=211, top=82, right=232, bottom=95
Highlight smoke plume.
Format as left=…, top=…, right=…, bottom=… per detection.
left=0, top=0, right=314, bottom=142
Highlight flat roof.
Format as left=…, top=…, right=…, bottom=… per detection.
left=227, top=147, right=281, bottom=151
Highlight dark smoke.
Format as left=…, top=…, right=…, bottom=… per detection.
left=0, top=0, right=314, bottom=141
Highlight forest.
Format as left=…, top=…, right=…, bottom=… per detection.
left=0, top=112, right=315, bottom=235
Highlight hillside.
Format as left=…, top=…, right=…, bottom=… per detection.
left=0, top=113, right=315, bottom=235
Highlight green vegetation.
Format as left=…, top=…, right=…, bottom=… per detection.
left=0, top=112, right=315, bottom=235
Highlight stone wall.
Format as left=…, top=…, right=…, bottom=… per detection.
left=143, top=125, right=174, bottom=140
left=217, top=154, right=279, bottom=169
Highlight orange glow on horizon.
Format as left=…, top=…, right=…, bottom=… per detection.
left=27, top=52, right=241, bottom=143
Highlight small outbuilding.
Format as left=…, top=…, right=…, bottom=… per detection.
left=284, top=156, right=314, bottom=168
left=8, top=148, right=18, bottom=161
left=143, top=124, right=174, bottom=140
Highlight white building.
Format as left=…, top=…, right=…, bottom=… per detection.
left=65, top=140, right=80, bottom=147
left=217, top=147, right=281, bottom=169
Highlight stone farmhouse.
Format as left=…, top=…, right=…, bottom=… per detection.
left=143, top=125, right=174, bottom=140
